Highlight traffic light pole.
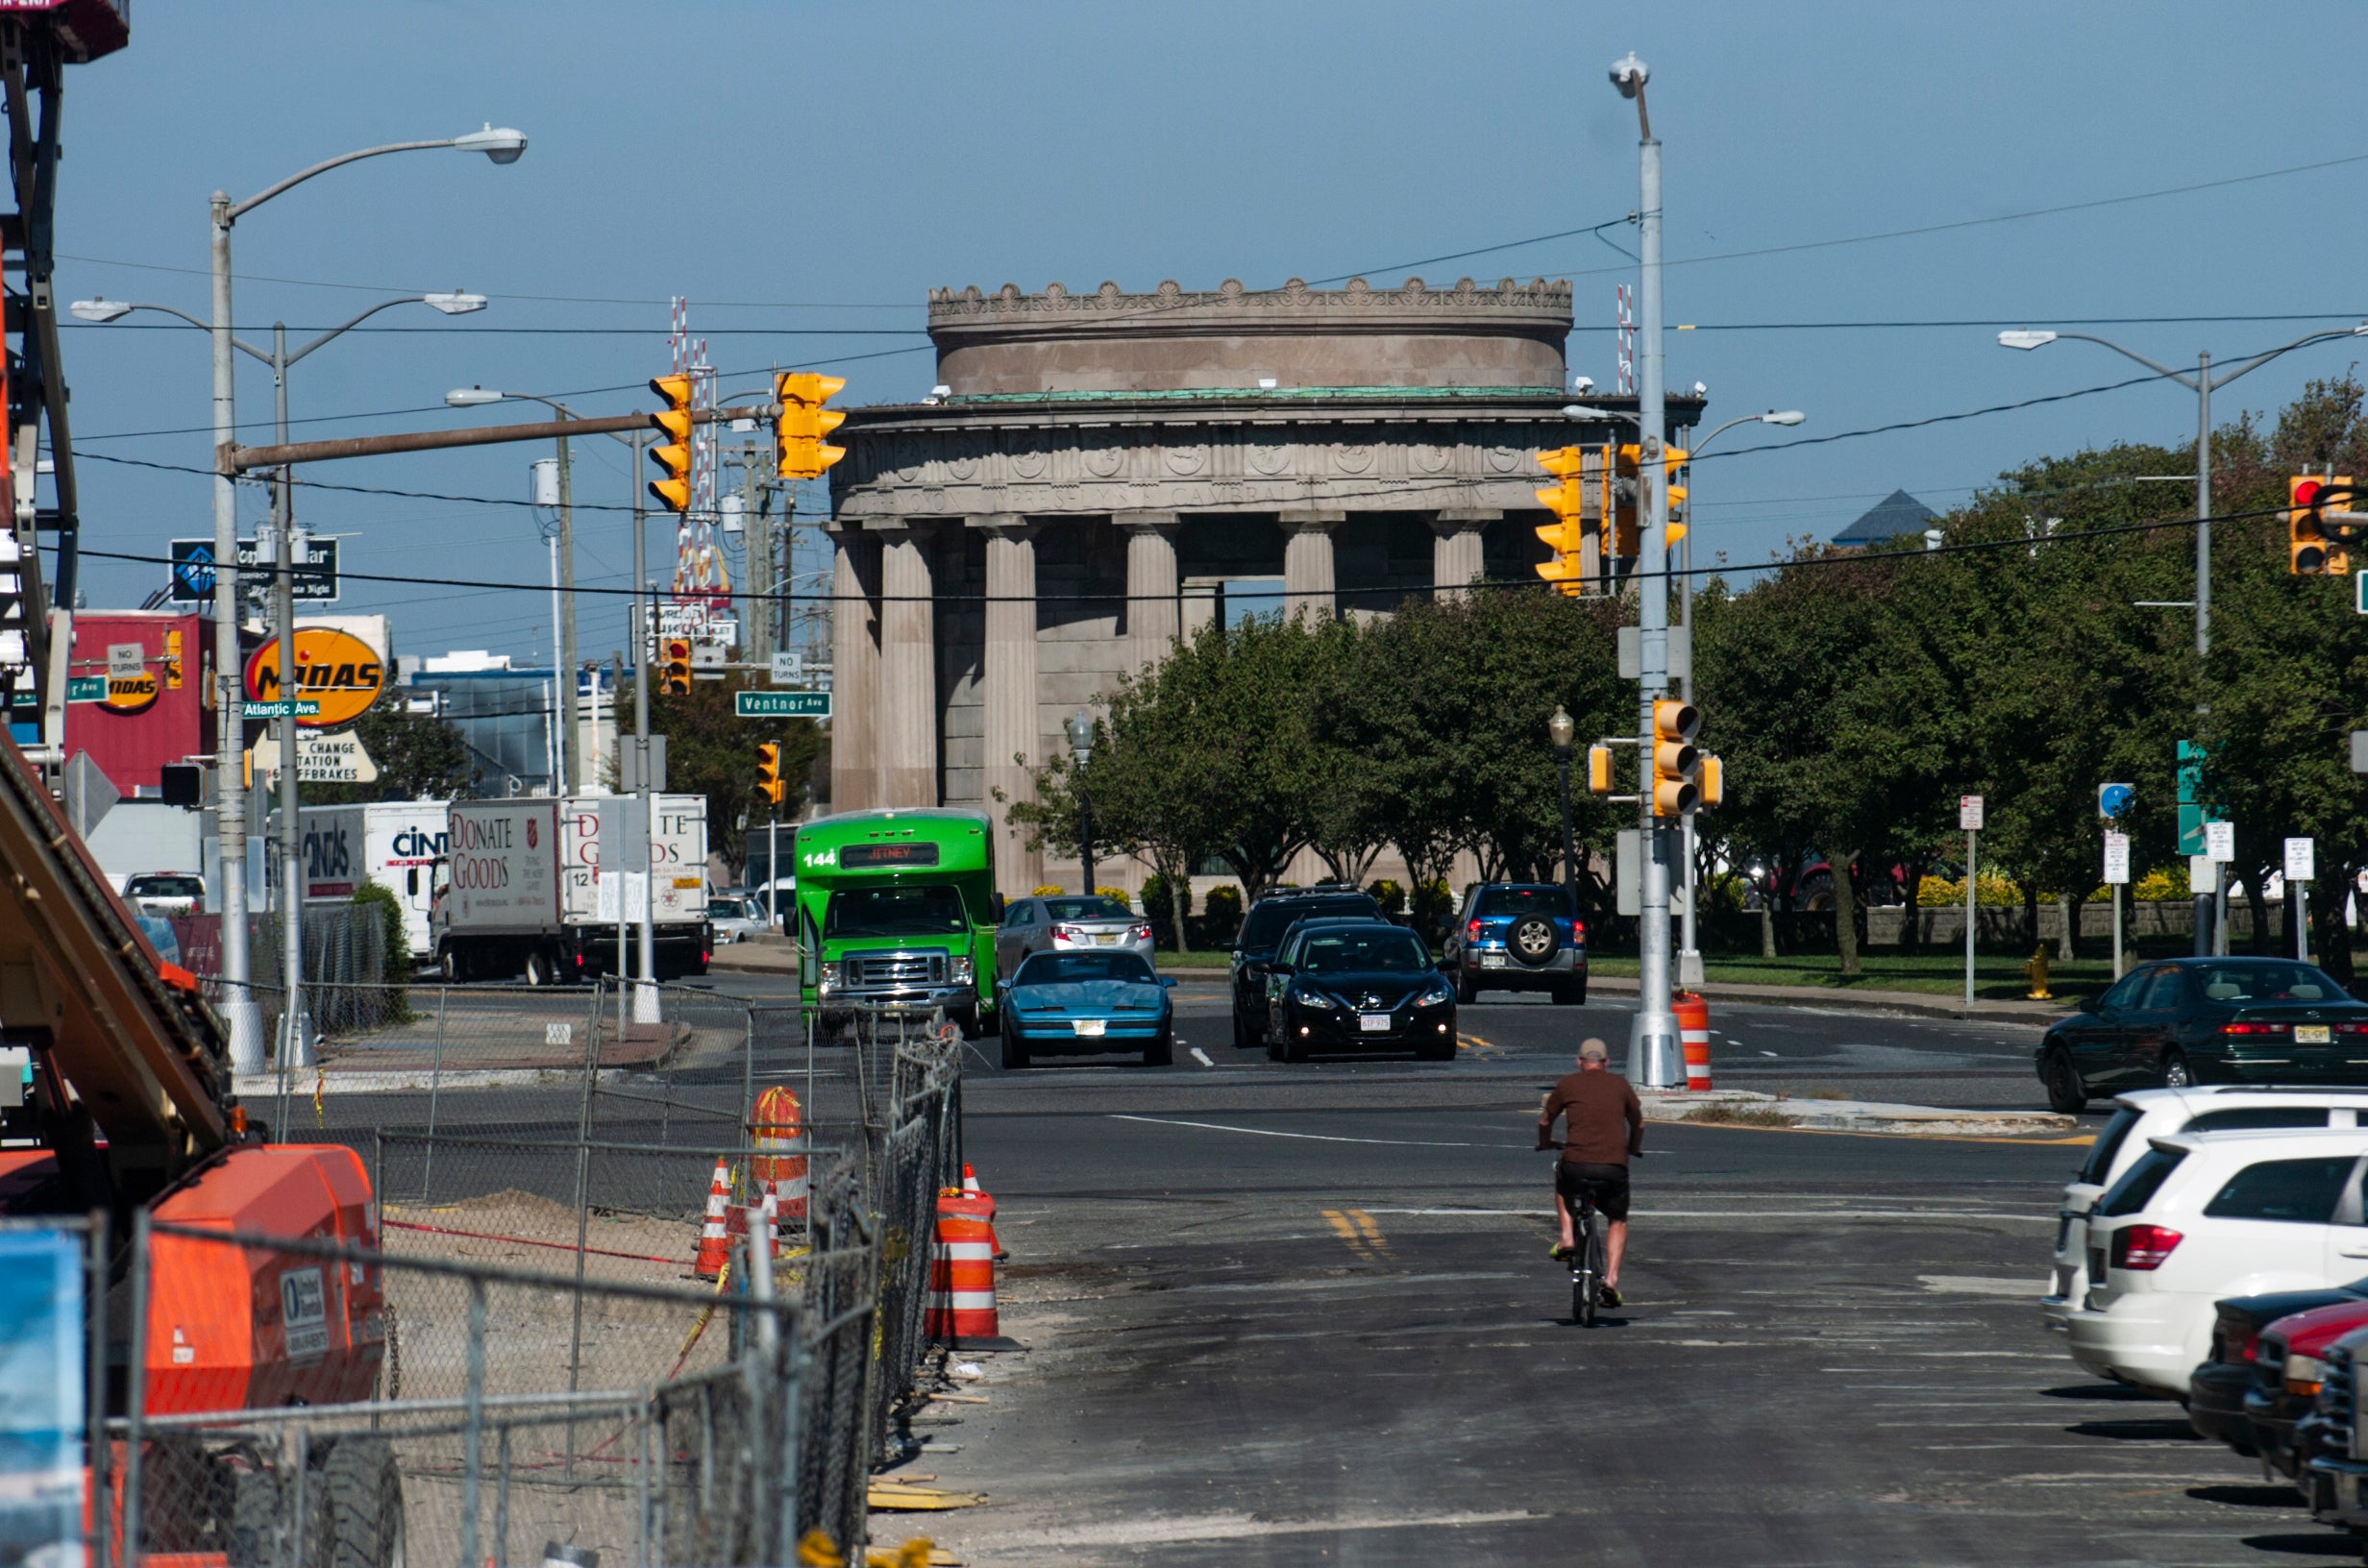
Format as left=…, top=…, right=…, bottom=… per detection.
left=1618, top=55, right=1681, bottom=1089
left=631, top=432, right=658, bottom=1023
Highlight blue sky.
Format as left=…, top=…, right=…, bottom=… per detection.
left=53, top=0, right=2368, bottom=661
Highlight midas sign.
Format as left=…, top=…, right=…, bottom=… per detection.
left=102, top=672, right=159, bottom=715
left=243, top=626, right=385, bottom=728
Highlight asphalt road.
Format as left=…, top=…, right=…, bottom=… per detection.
left=291, top=975, right=2325, bottom=1563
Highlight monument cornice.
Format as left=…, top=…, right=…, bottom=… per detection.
left=928, top=275, right=1573, bottom=346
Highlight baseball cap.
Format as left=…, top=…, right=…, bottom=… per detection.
left=1579, top=1038, right=1610, bottom=1062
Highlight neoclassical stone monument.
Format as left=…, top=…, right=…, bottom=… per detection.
left=827, top=275, right=1688, bottom=896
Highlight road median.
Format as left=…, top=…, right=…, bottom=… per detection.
left=1637, top=1086, right=2076, bottom=1138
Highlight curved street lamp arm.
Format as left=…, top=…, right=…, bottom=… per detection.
left=505, top=393, right=644, bottom=448
left=284, top=294, right=439, bottom=367
left=2049, top=331, right=2195, bottom=387
left=109, top=300, right=270, bottom=362
left=227, top=139, right=459, bottom=223
left=2208, top=326, right=2367, bottom=392
left=1687, top=414, right=1766, bottom=457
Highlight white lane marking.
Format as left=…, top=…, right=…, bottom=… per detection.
left=1190, top=1047, right=1215, bottom=1067
left=1108, top=1114, right=1519, bottom=1149
left=983, top=1510, right=1544, bottom=1550
left=1761, top=1050, right=1781, bottom=1057
left=1358, top=1206, right=2053, bottom=1222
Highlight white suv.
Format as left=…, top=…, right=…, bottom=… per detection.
left=2044, top=1089, right=2368, bottom=1332
left=2068, top=1127, right=2368, bottom=1396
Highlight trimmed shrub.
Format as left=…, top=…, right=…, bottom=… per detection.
left=1366, top=878, right=1408, bottom=919
left=1201, top=885, right=1245, bottom=946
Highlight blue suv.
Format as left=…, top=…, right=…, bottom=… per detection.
left=1443, top=882, right=1586, bottom=1004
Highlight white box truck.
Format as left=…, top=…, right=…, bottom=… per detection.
left=428, top=795, right=709, bottom=985
left=280, top=802, right=451, bottom=960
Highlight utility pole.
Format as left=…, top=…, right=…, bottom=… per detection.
left=737, top=441, right=776, bottom=668
left=1614, top=52, right=1679, bottom=1088
left=556, top=417, right=579, bottom=795
left=269, top=323, right=308, bottom=1072
left=210, top=190, right=260, bottom=1071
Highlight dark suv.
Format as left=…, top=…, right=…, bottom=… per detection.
left=1229, top=885, right=1386, bottom=1048
left=1443, top=882, right=1587, bottom=1004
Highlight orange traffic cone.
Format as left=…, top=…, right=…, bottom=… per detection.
left=959, top=1163, right=993, bottom=1219
left=693, top=1159, right=732, bottom=1279
left=1674, top=991, right=1714, bottom=1091
left=752, top=1085, right=808, bottom=1220
left=925, top=1188, right=1000, bottom=1342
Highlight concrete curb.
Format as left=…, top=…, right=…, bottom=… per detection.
left=234, top=1067, right=627, bottom=1097
left=1585, top=971, right=2064, bottom=1025
left=1636, top=1086, right=2075, bottom=1138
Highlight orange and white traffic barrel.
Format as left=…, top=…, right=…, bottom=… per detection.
left=752, top=1085, right=809, bottom=1220
left=1673, top=991, right=1713, bottom=1091
left=924, top=1189, right=999, bottom=1341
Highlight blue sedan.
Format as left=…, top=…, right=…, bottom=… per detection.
left=999, top=950, right=1177, bottom=1068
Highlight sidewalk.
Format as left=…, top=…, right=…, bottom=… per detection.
left=709, top=938, right=798, bottom=974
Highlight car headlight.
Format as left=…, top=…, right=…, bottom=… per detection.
left=1295, top=986, right=1337, bottom=1010
left=951, top=955, right=974, bottom=984
left=1418, top=981, right=1453, bottom=1006
left=819, top=960, right=840, bottom=991
left=2288, top=1353, right=2328, bottom=1396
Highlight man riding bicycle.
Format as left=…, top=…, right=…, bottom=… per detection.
left=1536, top=1037, right=1643, bottom=1307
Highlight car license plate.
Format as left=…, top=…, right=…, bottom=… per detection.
left=1480, top=953, right=1506, bottom=969
left=2298, top=1025, right=2332, bottom=1044
left=1072, top=1018, right=1105, bottom=1037
left=1096, top=933, right=1118, bottom=945
left=1359, top=1014, right=1391, bottom=1032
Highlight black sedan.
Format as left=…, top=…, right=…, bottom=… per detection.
left=1262, top=920, right=1456, bottom=1063
left=2036, top=956, right=2368, bottom=1113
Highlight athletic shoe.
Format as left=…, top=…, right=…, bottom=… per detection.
left=1550, top=1244, right=1575, bottom=1262
left=1601, top=1285, right=1623, bottom=1308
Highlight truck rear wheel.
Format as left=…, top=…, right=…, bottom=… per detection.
left=319, top=1437, right=404, bottom=1568
left=523, top=949, right=555, bottom=988
left=439, top=946, right=464, bottom=984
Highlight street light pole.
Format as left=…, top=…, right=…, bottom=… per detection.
left=1998, top=320, right=2367, bottom=956
left=1548, top=706, right=1577, bottom=893
left=631, top=432, right=658, bottom=1024
left=1610, top=51, right=1679, bottom=1086
left=79, top=289, right=489, bottom=1071
left=1066, top=711, right=1096, bottom=894
left=195, top=126, right=526, bottom=1074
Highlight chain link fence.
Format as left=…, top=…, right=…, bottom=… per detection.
left=114, top=1199, right=879, bottom=1568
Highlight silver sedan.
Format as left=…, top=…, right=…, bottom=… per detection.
left=995, top=894, right=1155, bottom=976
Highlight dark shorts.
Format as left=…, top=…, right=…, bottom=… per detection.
left=1556, top=1161, right=1631, bottom=1223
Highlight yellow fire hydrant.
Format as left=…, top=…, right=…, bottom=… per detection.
left=2025, top=945, right=2052, bottom=1000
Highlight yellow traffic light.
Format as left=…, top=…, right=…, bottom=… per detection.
left=661, top=637, right=692, bottom=697
left=777, top=372, right=848, bottom=481
left=1533, top=446, right=1587, bottom=596
left=1696, top=753, right=1723, bottom=809
left=1617, top=442, right=1690, bottom=553
left=1586, top=744, right=1615, bottom=796
left=1649, top=697, right=1701, bottom=817
left=756, top=741, right=784, bottom=807
left=1611, top=442, right=1639, bottom=560
left=2291, top=475, right=2355, bottom=576
left=648, top=374, right=695, bottom=515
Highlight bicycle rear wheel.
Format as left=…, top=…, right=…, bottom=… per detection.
left=1585, top=1220, right=1610, bottom=1322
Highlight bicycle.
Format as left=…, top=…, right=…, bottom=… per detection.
left=1564, top=1182, right=1610, bottom=1327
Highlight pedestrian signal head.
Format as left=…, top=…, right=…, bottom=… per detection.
left=1697, top=753, right=1723, bottom=809
left=1587, top=744, right=1615, bottom=796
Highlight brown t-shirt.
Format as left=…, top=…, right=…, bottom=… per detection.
left=1539, top=1070, right=1644, bottom=1166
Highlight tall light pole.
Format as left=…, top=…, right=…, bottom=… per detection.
left=77, top=287, right=489, bottom=1070
left=1999, top=321, right=2367, bottom=955
left=448, top=385, right=620, bottom=794
left=1547, top=705, right=1577, bottom=893
left=1066, top=710, right=1096, bottom=894
left=190, top=125, right=525, bottom=1072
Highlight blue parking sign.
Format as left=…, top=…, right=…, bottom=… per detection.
left=2098, top=781, right=2134, bottom=820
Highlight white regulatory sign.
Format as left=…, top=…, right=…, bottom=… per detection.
left=2286, top=837, right=2317, bottom=884
left=2103, top=832, right=2131, bottom=886
left=1959, top=795, right=1984, bottom=832
left=2205, top=819, right=2236, bottom=863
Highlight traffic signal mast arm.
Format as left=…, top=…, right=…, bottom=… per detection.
left=220, top=396, right=787, bottom=474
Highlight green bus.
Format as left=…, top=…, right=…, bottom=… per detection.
left=793, top=807, right=1001, bottom=1035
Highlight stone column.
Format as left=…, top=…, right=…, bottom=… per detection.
left=1279, top=509, right=1343, bottom=621
left=1430, top=509, right=1495, bottom=602
left=1118, top=510, right=1181, bottom=673
left=974, top=514, right=1042, bottom=897
left=828, top=527, right=880, bottom=812
left=875, top=522, right=939, bottom=809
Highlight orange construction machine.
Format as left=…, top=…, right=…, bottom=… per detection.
left=0, top=725, right=389, bottom=1553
